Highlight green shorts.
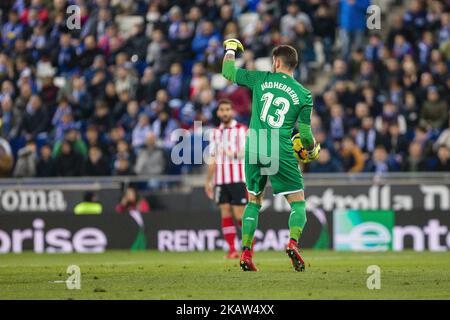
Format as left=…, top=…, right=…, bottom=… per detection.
left=244, top=151, right=304, bottom=196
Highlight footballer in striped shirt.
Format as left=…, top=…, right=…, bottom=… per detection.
left=205, top=99, right=248, bottom=259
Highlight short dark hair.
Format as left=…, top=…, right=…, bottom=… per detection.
left=272, top=45, right=298, bottom=70
left=217, top=99, right=233, bottom=109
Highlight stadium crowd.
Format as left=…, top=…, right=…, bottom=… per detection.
left=0, top=0, right=449, bottom=178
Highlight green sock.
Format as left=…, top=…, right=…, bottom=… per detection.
left=289, top=201, right=307, bottom=242
left=241, top=202, right=261, bottom=248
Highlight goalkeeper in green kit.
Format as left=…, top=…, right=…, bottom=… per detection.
left=221, top=39, right=320, bottom=272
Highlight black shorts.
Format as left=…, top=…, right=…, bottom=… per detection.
left=214, top=183, right=248, bottom=206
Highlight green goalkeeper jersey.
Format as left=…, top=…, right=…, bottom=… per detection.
left=222, top=60, right=314, bottom=160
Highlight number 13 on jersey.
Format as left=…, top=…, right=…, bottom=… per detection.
left=260, top=92, right=290, bottom=128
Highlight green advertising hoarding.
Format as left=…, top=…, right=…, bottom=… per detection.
left=333, top=210, right=395, bottom=251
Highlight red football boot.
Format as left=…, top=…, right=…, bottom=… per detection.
left=286, top=239, right=305, bottom=272
left=240, top=249, right=258, bottom=271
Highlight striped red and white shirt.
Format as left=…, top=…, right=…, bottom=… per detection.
left=209, top=120, right=247, bottom=185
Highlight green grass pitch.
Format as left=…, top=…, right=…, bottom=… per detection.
left=1, top=250, right=449, bottom=300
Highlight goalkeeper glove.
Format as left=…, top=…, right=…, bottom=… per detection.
left=303, top=142, right=321, bottom=163
left=223, top=38, right=244, bottom=55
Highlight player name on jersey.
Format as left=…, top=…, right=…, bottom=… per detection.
left=260, top=81, right=300, bottom=105
left=209, top=120, right=247, bottom=185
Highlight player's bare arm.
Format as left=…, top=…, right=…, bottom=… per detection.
left=204, top=158, right=215, bottom=200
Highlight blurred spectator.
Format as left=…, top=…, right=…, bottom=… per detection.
left=78, top=35, right=104, bottom=70
left=365, top=34, right=384, bottom=63
left=293, top=21, right=315, bottom=82
left=52, top=96, right=73, bottom=140
left=364, top=145, right=395, bottom=174
left=338, top=0, right=370, bottom=60
left=116, top=186, right=150, bottom=214
left=328, top=104, right=346, bottom=141
left=420, top=86, right=448, bottom=131
left=392, top=34, right=413, bottom=60
left=2, top=10, right=24, bottom=51
left=119, top=100, right=140, bottom=136
left=107, top=125, right=126, bottom=154
left=145, top=89, right=169, bottom=121
left=309, top=148, right=342, bottom=173
left=192, top=20, right=220, bottom=61
left=54, top=140, right=85, bottom=177
left=339, top=136, right=365, bottom=173
left=36, top=144, right=54, bottom=177
left=326, top=59, right=349, bottom=89
left=38, top=75, right=58, bottom=109
left=21, top=94, right=48, bottom=140
left=67, top=76, right=93, bottom=120
left=195, top=89, right=216, bottom=124
left=403, top=141, right=427, bottom=172
left=171, top=21, right=194, bottom=62
left=13, top=81, right=32, bottom=113
left=434, top=119, right=450, bottom=151
left=152, top=108, right=178, bottom=150
left=113, top=90, right=131, bottom=121
left=356, top=116, right=382, bottom=155
left=91, top=100, right=113, bottom=133
left=98, top=23, right=123, bottom=56
left=53, top=32, right=76, bottom=75
left=52, top=128, right=87, bottom=159
left=132, top=113, right=152, bottom=150
left=113, top=139, right=135, bottom=172
left=137, top=67, right=159, bottom=104
left=115, top=64, right=138, bottom=98
left=13, top=139, right=37, bottom=177
left=385, top=122, right=409, bottom=160
left=401, top=91, right=420, bottom=133
left=433, top=146, right=450, bottom=171
left=203, top=38, right=223, bottom=73
left=161, top=62, right=189, bottom=100
left=122, top=22, right=148, bottom=62
left=20, top=0, right=48, bottom=26
left=413, top=125, right=434, bottom=158
left=113, top=157, right=133, bottom=176
left=134, top=132, right=165, bottom=175
left=146, top=29, right=167, bottom=74
left=313, top=4, right=336, bottom=67
left=281, top=2, right=312, bottom=40
left=167, top=6, right=183, bottom=41
left=375, top=101, right=407, bottom=135
left=85, top=146, right=110, bottom=176
left=403, top=0, right=428, bottom=42
left=0, top=95, right=21, bottom=139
